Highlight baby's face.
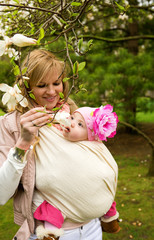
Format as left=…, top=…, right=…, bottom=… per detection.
left=62, top=112, right=88, bottom=141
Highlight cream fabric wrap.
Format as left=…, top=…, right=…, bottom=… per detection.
left=34, top=125, right=118, bottom=223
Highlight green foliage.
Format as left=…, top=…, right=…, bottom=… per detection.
left=0, top=60, right=14, bottom=85
left=0, top=59, right=15, bottom=110
left=0, top=0, right=153, bottom=125
left=72, top=45, right=154, bottom=125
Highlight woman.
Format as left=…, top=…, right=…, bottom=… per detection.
left=0, top=50, right=103, bottom=240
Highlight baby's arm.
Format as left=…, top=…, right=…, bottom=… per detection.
left=101, top=201, right=121, bottom=233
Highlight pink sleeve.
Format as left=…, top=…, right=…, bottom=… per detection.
left=104, top=201, right=117, bottom=217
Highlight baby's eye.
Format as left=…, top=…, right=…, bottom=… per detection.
left=78, top=122, right=83, bottom=127
left=71, top=116, right=74, bottom=120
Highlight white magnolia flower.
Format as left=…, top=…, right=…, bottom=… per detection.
left=11, top=34, right=37, bottom=47
left=5, top=47, right=19, bottom=60
left=119, top=13, right=128, bottom=20
left=0, top=34, right=37, bottom=56
left=0, top=36, right=12, bottom=56
left=0, top=83, right=28, bottom=111
left=54, top=111, right=71, bottom=127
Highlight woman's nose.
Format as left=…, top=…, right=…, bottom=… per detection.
left=47, top=85, right=55, bottom=94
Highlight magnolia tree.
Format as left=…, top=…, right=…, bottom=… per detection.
left=0, top=0, right=93, bottom=106
left=1, top=0, right=153, bottom=106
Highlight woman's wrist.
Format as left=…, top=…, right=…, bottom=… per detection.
left=12, top=144, right=33, bottom=162
left=12, top=147, right=26, bottom=162
left=15, top=137, right=33, bottom=151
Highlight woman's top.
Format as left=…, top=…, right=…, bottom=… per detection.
left=33, top=125, right=118, bottom=223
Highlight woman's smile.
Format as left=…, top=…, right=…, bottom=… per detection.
left=44, top=96, right=57, bottom=102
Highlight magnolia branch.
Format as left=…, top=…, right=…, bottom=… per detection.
left=0, top=3, right=61, bottom=15
left=69, top=0, right=92, bottom=24
left=97, top=3, right=154, bottom=12
left=79, top=35, right=154, bottom=42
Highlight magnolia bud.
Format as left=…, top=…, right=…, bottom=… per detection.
left=11, top=34, right=37, bottom=47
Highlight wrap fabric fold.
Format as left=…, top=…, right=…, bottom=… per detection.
left=34, top=125, right=118, bottom=223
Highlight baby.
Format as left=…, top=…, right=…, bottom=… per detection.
left=34, top=105, right=120, bottom=240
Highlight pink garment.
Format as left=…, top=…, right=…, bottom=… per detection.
left=34, top=201, right=64, bottom=228
left=104, top=201, right=117, bottom=217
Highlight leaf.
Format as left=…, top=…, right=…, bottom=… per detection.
left=78, top=38, right=83, bottom=51
left=88, top=39, right=93, bottom=48
left=63, top=77, right=70, bottom=82
left=22, top=67, right=27, bottom=75
left=47, top=123, right=52, bottom=127
left=79, top=84, right=87, bottom=92
left=40, top=27, right=45, bottom=39
left=24, top=80, right=29, bottom=88
left=51, top=30, right=56, bottom=35
left=78, top=62, right=86, bottom=72
left=13, top=65, right=20, bottom=76
left=71, top=2, right=82, bottom=7
left=52, top=107, right=60, bottom=111
left=10, top=57, right=16, bottom=67
left=71, top=13, right=78, bottom=17
left=73, top=61, right=79, bottom=75
left=64, top=24, right=70, bottom=29
left=59, top=92, right=64, bottom=99
left=13, top=0, right=19, bottom=4
left=80, top=88, right=87, bottom=92
left=114, top=1, right=125, bottom=11
left=60, top=18, right=67, bottom=25
left=68, top=44, right=74, bottom=51
left=29, top=93, right=36, bottom=100
left=37, top=27, right=45, bottom=44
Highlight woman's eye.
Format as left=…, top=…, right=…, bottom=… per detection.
left=37, top=84, right=46, bottom=88
left=54, top=81, right=61, bottom=86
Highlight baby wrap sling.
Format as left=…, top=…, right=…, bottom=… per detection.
left=34, top=125, right=118, bottom=223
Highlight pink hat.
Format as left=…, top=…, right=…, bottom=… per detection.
left=75, top=105, right=119, bottom=141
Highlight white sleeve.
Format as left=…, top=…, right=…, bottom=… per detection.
left=0, top=148, right=27, bottom=205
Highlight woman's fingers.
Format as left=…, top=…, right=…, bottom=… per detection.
left=28, top=114, right=51, bottom=128
left=18, top=107, right=53, bottom=145
left=20, top=108, right=52, bottom=126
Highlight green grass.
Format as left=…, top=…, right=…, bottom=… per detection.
left=103, top=156, right=154, bottom=240
left=0, top=109, right=5, bottom=116
left=136, top=111, right=154, bottom=123
left=0, top=199, right=19, bottom=240
left=0, top=156, right=154, bottom=240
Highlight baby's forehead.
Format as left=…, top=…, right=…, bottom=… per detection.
left=73, top=111, right=85, bottom=122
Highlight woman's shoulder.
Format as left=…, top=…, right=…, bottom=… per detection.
left=0, top=110, right=21, bottom=133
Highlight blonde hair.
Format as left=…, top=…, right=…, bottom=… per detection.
left=16, top=49, right=71, bottom=112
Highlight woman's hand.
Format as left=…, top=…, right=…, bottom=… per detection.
left=15, top=107, right=52, bottom=150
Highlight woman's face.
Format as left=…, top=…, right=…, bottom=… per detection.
left=32, top=69, right=63, bottom=110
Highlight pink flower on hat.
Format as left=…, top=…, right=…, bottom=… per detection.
left=87, top=105, right=119, bottom=141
